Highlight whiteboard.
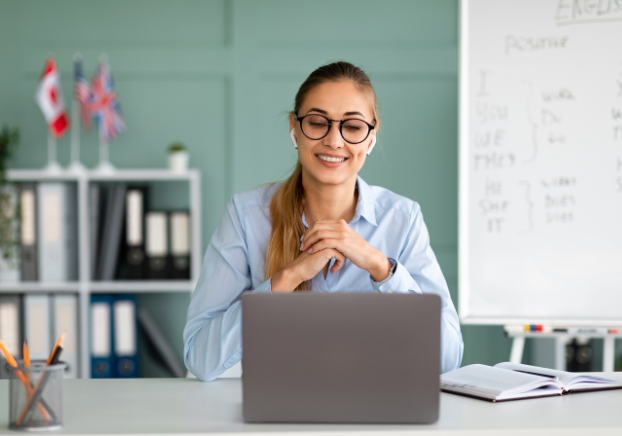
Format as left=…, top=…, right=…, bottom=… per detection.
left=459, top=0, right=622, bottom=325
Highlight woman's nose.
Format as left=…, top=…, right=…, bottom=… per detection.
left=323, top=123, right=344, bottom=149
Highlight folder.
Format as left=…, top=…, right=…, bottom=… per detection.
left=0, top=295, right=22, bottom=378
left=37, top=183, right=78, bottom=282
left=170, top=212, right=190, bottom=280
left=97, top=185, right=127, bottom=281
left=23, top=294, right=51, bottom=360
left=125, top=187, right=147, bottom=280
left=0, top=185, right=20, bottom=283
left=20, top=183, right=38, bottom=282
left=90, top=294, right=113, bottom=378
left=89, top=184, right=103, bottom=281
left=112, top=294, right=138, bottom=378
left=145, top=212, right=169, bottom=279
left=51, top=294, right=78, bottom=378
left=137, top=306, right=185, bottom=377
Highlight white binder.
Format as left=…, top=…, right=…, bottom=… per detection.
left=37, top=183, right=78, bottom=282
left=0, top=295, right=22, bottom=378
left=52, top=294, right=78, bottom=378
left=23, top=294, right=51, bottom=361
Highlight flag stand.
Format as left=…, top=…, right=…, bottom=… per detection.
left=94, top=139, right=116, bottom=174
left=67, top=100, right=86, bottom=174
left=43, top=133, right=62, bottom=174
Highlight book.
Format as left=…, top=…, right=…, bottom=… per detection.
left=52, top=294, right=79, bottom=378
left=169, top=211, right=190, bottom=280
left=90, top=294, right=113, bottom=378
left=124, top=187, right=147, bottom=280
left=112, top=294, right=139, bottom=378
left=0, top=295, right=21, bottom=378
left=0, top=185, right=20, bottom=283
left=19, top=183, right=38, bottom=281
left=441, top=363, right=622, bottom=402
left=88, top=184, right=103, bottom=281
left=145, top=212, right=168, bottom=279
left=37, top=183, right=78, bottom=282
left=137, top=306, right=185, bottom=377
left=97, top=185, right=127, bottom=281
left=23, top=294, right=51, bottom=360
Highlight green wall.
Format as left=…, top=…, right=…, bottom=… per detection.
left=0, top=0, right=512, bottom=373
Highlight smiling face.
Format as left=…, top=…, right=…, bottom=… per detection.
left=289, top=80, right=377, bottom=188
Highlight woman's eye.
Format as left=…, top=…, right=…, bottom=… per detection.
left=344, top=126, right=361, bottom=132
left=310, top=122, right=327, bottom=128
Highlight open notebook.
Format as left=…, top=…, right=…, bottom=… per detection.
left=441, top=363, right=622, bottom=402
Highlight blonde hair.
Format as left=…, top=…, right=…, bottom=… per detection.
left=265, top=62, right=380, bottom=291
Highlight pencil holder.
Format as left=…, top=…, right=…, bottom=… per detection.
left=7, top=360, right=66, bottom=432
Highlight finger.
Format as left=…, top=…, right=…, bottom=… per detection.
left=331, top=251, right=347, bottom=273
left=302, top=230, right=343, bottom=251
left=307, top=239, right=340, bottom=254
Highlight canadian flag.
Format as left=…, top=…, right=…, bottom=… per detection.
left=35, top=58, right=70, bottom=138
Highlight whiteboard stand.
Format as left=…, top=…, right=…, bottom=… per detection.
left=505, top=326, right=620, bottom=372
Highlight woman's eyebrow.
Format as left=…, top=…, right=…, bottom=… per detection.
left=306, top=107, right=328, bottom=115
left=343, top=111, right=365, bottom=118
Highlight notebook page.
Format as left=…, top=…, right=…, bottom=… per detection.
left=494, top=362, right=621, bottom=389
left=441, top=364, right=562, bottom=400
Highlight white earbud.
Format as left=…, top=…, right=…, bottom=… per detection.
left=290, top=128, right=298, bottom=149
left=367, top=135, right=376, bottom=156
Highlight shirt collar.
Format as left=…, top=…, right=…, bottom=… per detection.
left=300, top=176, right=377, bottom=228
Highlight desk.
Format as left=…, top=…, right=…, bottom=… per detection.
left=0, top=374, right=621, bottom=435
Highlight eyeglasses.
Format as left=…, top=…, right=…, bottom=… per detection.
left=295, top=114, right=376, bottom=144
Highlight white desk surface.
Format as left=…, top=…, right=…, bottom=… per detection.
left=0, top=373, right=621, bottom=436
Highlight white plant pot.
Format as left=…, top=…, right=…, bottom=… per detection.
left=168, top=151, right=189, bottom=172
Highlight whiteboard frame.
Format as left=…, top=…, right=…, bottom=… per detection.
left=457, top=0, right=622, bottom=327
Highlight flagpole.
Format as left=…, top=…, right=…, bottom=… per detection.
left=94, top=138, right=115, bottom=174
left=44, top=132, right=62, bottom=174
left=68, top=98, right=86, bottom=174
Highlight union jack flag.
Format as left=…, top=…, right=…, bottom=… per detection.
left=90, top=59, right=125, bottom=142
left=74, top=57, right=92, bottom=129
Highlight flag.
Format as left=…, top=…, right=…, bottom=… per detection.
left=90, top=59, right=125, bottom=142
left=35, top=58, right=70, bottom=138
left=74, top=57, right=92, bottom=129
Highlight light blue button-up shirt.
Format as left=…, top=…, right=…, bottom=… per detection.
left=184, top=176, right=463, bottom=381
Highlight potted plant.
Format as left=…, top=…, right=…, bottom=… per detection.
left=168, top=142, right=188, bottom=173
left=0, top=126, right=20, bottom=269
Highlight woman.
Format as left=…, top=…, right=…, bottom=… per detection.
left=184, top=61, right=463, bottom=381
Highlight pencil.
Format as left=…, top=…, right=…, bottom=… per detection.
left=0, top=340, right=50, bottom=421
left=46, top=332, right=66, bottom=365
left=16, top=345, right=64, bottom=426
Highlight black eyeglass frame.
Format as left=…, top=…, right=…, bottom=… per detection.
left=294, top=113, right=377, bottom=144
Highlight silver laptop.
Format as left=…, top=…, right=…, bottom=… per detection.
left=242, top=292, right=441, bottom=424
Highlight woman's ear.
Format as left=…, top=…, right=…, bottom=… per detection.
left=289, top=113, right=298, bottom=149
left=367, top=134, right=376, bottom=156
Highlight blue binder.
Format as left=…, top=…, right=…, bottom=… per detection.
left=112, top=294, right=139, bottom=378
left=90, top=294, right=113, bottom=378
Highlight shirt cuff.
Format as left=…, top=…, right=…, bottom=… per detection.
left=370, top=258, right=422, bottom=294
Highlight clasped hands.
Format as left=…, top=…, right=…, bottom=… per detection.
left=271, top=219, right=393, bottom=292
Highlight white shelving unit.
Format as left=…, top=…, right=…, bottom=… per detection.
left=1, top=169, right=202, bottom=378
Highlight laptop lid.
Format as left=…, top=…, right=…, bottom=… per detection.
left=242, top=293, right=441, bottom=423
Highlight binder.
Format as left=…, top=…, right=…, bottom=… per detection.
left=169, top=212, right=190, bottom=280
left=112, top=294, right=138, bottom=378
left=20, top=183, right=38, bottom=281
left=97, top=185, right=127, bottom=281
left=137, top=306, right=185, bottom=377
left=89, top=184, right=103, bottom=281
left=37, top=183, right=78, bottom=282
left=125, top=187, right=147, bottom=280
left=145, top=212, right=168, bottom=279
left=51, top=294, right=79, bottom=378
left=0, top=295, right=22, bottom=378
left=90, top=294, right=113, bottom=378
left=0, top=185, right=20, bottom=283
left=23, top=294, right=51, bottom=360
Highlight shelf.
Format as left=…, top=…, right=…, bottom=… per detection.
left=0, top=282, right=81, bottom=293
left=7, top=168, right=199, bottom=182
left=89, top=280, right=195, bottom=293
